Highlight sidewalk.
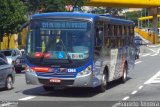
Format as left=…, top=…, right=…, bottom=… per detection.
left=135, top=33, right=160, bottom=48
left=147, top=44, right=160, bottom=48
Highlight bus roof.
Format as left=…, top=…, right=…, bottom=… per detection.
left=31, top=12, right=134, bottom=25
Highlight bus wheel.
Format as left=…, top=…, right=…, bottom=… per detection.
left=97, top=71, right=107, bottom=93
left=119, top=64, right=128, bottom=83
left=43, top=86, right=55, bottom=91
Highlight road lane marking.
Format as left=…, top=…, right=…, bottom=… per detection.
left=135, top=61, right=142, bottom=64
left=122, top=96, right=130, bottom=101
left=150, top=80, right=160, bottom=84
left=149, top=49, right=158, bottom=53
left=141, top=53, right=150, bottom=57
left=144, top=71, right=160, bottom=84
left=1, top=102, right=18, bottom=107
left=112, top=103, right=121, bottom=107
left=138, top=85, right=143, bottom=90
left=19, top=96, right=36, bottom=101
left=150, top=54, right=158, bottom=56
left=131, top=90, right=138, bottom=95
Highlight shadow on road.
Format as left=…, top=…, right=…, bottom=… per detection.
left=22, top=86, right=99, bottom=98
left=107, top=77, right=131, bottom=90
left=22, top=77, right=131, bottom=98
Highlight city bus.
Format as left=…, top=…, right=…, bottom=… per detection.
left=24, top=12, right=135, bottom=92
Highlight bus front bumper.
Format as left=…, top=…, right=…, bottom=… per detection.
left=25, top=71, right=94, bottom=87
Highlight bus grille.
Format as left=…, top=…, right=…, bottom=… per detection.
left=37, top=72, right=75, bottom=77
left=38, top=78, right=74, bottom=85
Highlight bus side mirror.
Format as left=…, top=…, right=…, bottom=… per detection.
left=18, top=21, right=30, bottom=33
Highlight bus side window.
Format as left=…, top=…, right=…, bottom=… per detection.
left=95, top=28, right=103, bottom=47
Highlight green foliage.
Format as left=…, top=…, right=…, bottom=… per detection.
left=125, top=11, right=140, bottom=25
left=23, top=0, right=87, bottom=13
left=158, top=21, right=160, bottom=28
left=125, top=9, right=148, bottom=26
left=0, top=0, right=27, bottom=35
left=105, top=8, right=123, bottom=16
left=66, top=0, right=87, bottom=7
left=89, top=7, right=123, bottom=16
left=45, top=0, right=67, bottom=12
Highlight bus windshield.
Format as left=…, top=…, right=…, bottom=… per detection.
left=26, top=19, right=91, bottom=60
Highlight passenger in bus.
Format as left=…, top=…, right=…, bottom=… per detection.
left=55, top=30, right=64, bottom=51
left=47, top=30, right=64, bottom=51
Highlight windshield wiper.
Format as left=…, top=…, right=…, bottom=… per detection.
left=40, top=38, right=72, bottom=64
left=59, top=39, right=72, bottom=63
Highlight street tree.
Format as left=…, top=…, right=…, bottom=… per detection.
left=90, top=7, right=124, bottom=16
left=0, top=0, right=27, bottom=48
left=22, top=0, right=88, bottom=13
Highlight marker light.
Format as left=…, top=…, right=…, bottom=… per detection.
left=34, top=52, right=44, bottom=58
left=31, top=67, right=50, bottom=72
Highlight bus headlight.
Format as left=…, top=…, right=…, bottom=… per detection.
left=77, top=66, right=92, bottom=76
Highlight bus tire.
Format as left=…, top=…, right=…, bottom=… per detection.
left=119, top=64, right=128, bottom=83
left=97, top=71, right=108, bottom=93
left=43, top=85, right=55, bottom=91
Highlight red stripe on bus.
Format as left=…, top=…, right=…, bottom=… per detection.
left=32, top=67, right=50, bottom=72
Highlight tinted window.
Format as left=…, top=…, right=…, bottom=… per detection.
left=0, top=58, right=7, bottom=65
left=26, top=20, right=91, bottom=60
left=0, top=53, right=7, bottom=61
left=1, top=51, right=12, bottom=56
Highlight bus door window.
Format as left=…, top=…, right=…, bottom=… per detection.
left=119, top=25, right=122, bottom=36
left=121, top=38, right=125, bottom=47
left=122, top=26, right=125, bottom=36
left=94, top=28, right=104, bottom=47
left=124, top=26, right=127, bottom=37
left=130, top=26, right=134, bottom=46
left=110, top=38, right=116, bottom=48
left=104, top=24, right=110, bottom=48
left=105, top=37, right=110, bottom=48
left=27, top=30, right=35, bottom=54
left=114, top=25, right=118, bottom=37
left=96, top=29, right=103, bottom=46
left=94, top=21, right=104, bottom=55
left=104, top=24, right=109, bottom=37
left=111, top=25, right=114, bottom=36
left=126, top=26, right=129, bottom=36
left=117, top=37, right=121, bottom=48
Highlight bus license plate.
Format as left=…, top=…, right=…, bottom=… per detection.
left=49, top=78, right=61, bottom=83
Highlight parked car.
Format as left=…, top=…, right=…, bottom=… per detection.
left=0, top=58, right=15, bottom=90
left=0, top=49, right=22, bottom=64
left=14, top=56, right=26, bottom=73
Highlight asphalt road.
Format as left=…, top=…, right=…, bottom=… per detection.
left=1, top=45, right=160, bottom=107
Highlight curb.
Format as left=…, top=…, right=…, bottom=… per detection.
left=147, top=44, right=160, bottom=48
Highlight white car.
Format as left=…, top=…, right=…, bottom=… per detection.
left=0, top=49, right=22, bottom=64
